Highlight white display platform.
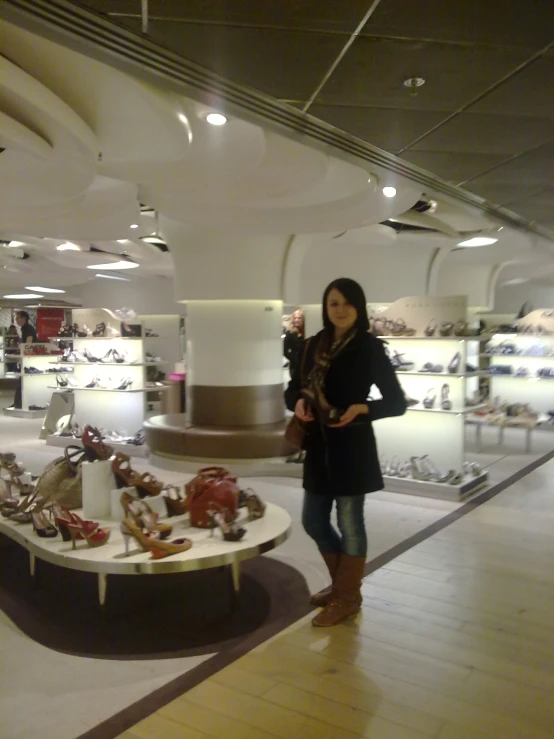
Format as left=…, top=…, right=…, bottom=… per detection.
left=45, top=434, right=149, bottom=459
left=0, top=503, right=292, bottom=607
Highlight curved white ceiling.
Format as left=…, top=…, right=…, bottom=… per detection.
left=0, top=17, right=549, bottom=299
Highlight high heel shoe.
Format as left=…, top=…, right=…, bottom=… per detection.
left=51, top=503, right=99, bottom=542
left=390, top=351, right=414, bottom=371
left=85, top=378, right=98, bottom=388
left=440, top=322, right=454, bottom=337
left=423, top=389, right=437, bottom=409
left=1, top=490, right=38, bottom=519
left=386, top=456, right=400, bottom=476
left=83, top=348, right=100, bottom=363
left=424, top=319, right=437, bottom=337
left=131, top=471, right=163, bottom=498
left=409, top=456, right=432, bottom=481
left=111, top=349, right=126, bottom=364
left=81, top=425, right=114, bottom=462
left=163, top=486, right=188, bottom=517
left=112, top=453, right=135, bottom=488
left=120, top=490, right=172, bottom=540
left=31, top=509, right=58, bottom=538
left=243, top=489, right=266, bottom=520
left=66, top=520, right=111, bottom=550
left=92, top=322, right=106, bottom=337
left=121, top=517, right=192, bottom=559
left=448, top=352, right=461, bottom=374
left=454, top=320, right=468, bottom=337
left=208, top=508, right=246, bottom=542
left=56, top=374, right=68, bottom=387
left=441, top=383, right=453, bottom=411
left=100, top=349, right=114, bottom=363
left=115, top=377, right=133, bottom=390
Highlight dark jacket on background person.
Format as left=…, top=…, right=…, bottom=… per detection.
left=284, top=330, right=304, bottom=374
left=285, top=329, right=406, bottom=496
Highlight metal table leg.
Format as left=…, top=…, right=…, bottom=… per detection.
left=29, top=551, right=39, bottom=587
left=98, top=573, right=108, bottom=610
left=230, top=559, right=241, bottom=594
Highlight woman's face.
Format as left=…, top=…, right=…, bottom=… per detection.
left=326, top=288, right=357, bottom=332
left=292, top=311, right=303, bottom=328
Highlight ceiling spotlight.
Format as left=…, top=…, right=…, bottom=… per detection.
left=206, top=113, right=227, bottom=126
left=141, top=236, right=166, bottom=245
left=25, top=286, right=66, bottom=293
left=403, top=77, right=426, bottom=96
left=95, top=273, right=131, bottom=282
left=57, top=242, right=80, bottom=251
left=457, top=237, right=498, bottom=247
left=117, top=239, right=129, bottom=244
left=86, top=260, right=138, bottom=270
left=130, top=224, right=139, bottom=229
left=382, top=187, right=397, bottom=198
left=4, top=293, right=43, bottom=299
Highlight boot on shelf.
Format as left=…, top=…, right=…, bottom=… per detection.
left=312, top=554, right=366, bottom=627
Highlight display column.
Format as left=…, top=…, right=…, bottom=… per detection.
left=186, top=300, right=284, bottom=428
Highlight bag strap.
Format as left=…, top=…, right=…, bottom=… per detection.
left=65, top=445, right=86, bottom=472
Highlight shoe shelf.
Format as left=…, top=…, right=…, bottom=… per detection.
left=3, top=407, right=47, bottom=418
left=47, top=386, right=161, bottom=393
left=45, top=434, right=149, bottom=458
left=407, top=403, right=489, bottom=415
left=396, top=370, right=486, bottom=378
left=47, top=361, right=167, bottom=367
left=381, top=470, right=489, bottom=501
left=49, top=336, right=144, bottom=342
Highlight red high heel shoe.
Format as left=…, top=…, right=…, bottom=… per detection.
left=66, top=520, right=111, bottom=550
left=81, top=425, right=114, bottom=462
left=51, top=503, right=100, bottom=542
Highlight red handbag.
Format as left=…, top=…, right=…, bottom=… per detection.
left=185, top=466, right=240, bottom=528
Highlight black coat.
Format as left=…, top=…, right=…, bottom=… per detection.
left=285, top=330, right=407, bottom=496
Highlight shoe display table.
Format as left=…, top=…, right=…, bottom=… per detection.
left=0, top=503, right=292, bottom=610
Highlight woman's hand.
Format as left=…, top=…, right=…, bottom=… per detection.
left=329, top=403, right=368, bottom=428
left=294, top=398, right=314, bottom=422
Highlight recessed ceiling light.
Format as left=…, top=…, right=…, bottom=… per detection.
left=502, top=278, right=529, bottom=286
left=57, top=242, right=81, bottom=251
left=117, top=239, right=129, bottom=244
left=7, top=241, right=25, bottom=248
left=382, top=187, right=397, bottom=198
left=130, top=224, right=139, bottom=229
left=457, top=237, right=498, bottom=247
left=206, top=113, right=227, bottom=126
left=86, top=260, right=138, bottom=270
left=94, top=273, right=131, bottom=281
left=25, top=286, right=66, bottom=293
left=141, top=236, right=166, bottom=245
left=178, top=113, right=188, bottom=123
left=4, top=293, right=43, bottom=299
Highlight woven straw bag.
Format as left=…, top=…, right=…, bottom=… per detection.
left=35, top=445, right=86, bottom=510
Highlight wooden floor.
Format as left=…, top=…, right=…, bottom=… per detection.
left=117, top=466, right=554, bottom=739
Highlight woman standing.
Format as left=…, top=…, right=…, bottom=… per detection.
left=283, top=309, right=305, bottom=376
left=285, top=278, right=406, bottom=627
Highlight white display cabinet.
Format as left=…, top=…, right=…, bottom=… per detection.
left=139, top=314, right=182, bottom=372
left=21, top=343, right=63, bottom=414
left=46, top=335, right=158, bottom=433
left=373, top=336, right=488, bottom=500
left=486, top=332, right=554, bottom=414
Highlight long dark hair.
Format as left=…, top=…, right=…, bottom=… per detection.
left=322, top=278, right=370, bottom=333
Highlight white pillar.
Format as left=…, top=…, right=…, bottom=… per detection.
left=186, top=300, right=284, bottom=426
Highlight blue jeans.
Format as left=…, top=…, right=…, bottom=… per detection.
left=302, top=492, right=367, bottom=557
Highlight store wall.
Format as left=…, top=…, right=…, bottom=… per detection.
left=493, top=283, right=554, bottom=314
left=77, top=276, right=182, bottom=315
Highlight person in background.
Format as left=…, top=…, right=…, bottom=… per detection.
left=7, top=311, right=37, bottom=410
left=283, top=309, right=305, bottom=376
left=285, top=278, right=406, bottom=627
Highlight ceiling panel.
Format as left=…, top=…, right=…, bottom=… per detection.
left=315, top=36, right=533, bottom=111
left=398, top=152, right=507, bottom=184
left=75, top=0, right=370, bottom=33
left=464, top=142, right=554, bottom=188
left=307, top=105, right=448, bottom=153
left=362, top=0, right=554, bottom=49
left=505, top=188, right=554, bottom=221
left=135, top=22, right=346, bottom=99
left=467, top=56, right=554, bottom=118
left=408, top=113, right=554, bottom=155
left=463, top=183, right=547, bottom=205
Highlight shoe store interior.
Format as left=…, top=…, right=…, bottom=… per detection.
left=1, top=2, right=554, bottom=739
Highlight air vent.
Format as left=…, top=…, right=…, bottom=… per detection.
left=410, top=199, right=437, bottom=214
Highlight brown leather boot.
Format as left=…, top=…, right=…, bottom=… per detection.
left=312, top=554, right=366, bottom=627
left=310, top=552, right=339, bottom=607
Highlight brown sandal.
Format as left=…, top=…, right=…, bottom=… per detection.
left=131, top=471, right=163, bottom=498
left=163, top=485, right=188, bottom=517
left=81, top=425, right=114, bottom=462
left=112, top=453, right=135, bottom=488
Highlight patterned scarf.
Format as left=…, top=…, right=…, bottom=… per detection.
left=302, top=327, right=357, bottom=423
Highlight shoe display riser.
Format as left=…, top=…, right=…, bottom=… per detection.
left=382, top=471, right=489, bottom=501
